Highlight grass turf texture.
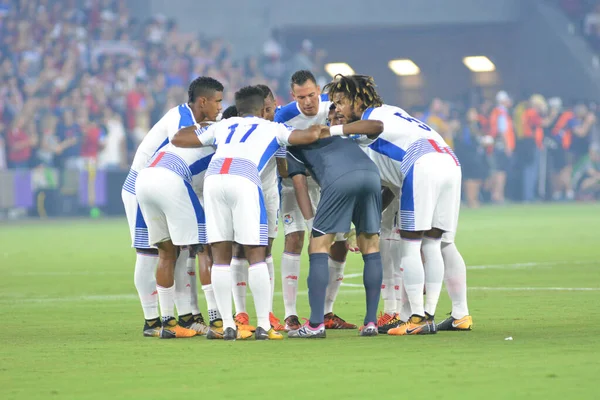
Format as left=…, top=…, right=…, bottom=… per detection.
left=1, top=203, right=599, bottom=400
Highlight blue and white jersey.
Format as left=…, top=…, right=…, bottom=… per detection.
left=197, top=116, right=294, bottom=188
left=362, top=104, right=459, bottom=189
left=145, top=142, right=215, bottom=186
left=274, top=94, right=330, bottom=128
left=274, top=94, right=330, bottom=187
left=122, top=103, right=197, bottom=195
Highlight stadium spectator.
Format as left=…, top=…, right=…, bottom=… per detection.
left=7, top=116, right=36, bottom=169
left=488, top=91, right=515, bottom=203
left=454, top=107, right=490, bottom=208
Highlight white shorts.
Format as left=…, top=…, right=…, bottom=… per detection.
left=135, top=168, right=207, bottom=246
left=264, top=188, right=280, bottom=239
left=381, top=194, right=401, bottom=241
left=122, top=184, right=155, bottom=249
left=400, top=152, right=461, bottom=239
left=204, top=174, right=268, bottom=246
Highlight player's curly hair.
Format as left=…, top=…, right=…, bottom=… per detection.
left=324, top=74, right=383, bottom=109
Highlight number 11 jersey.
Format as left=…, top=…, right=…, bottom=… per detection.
left=197, top=116, right=293, bottom=188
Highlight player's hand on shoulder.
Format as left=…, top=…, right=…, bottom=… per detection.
left=318, top=124, right=330, bottom=139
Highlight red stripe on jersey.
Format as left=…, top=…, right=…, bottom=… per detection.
left=220, top=157, right=233, bottom=174
left=149, top=152, right=165, bottom=167
left=428, top=139, right=442, bottom=153
left=443, top=148, right=460, bottom=165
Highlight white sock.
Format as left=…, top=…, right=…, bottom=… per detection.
left=174, top=248, right=193, bottom=317
left=157, top=284, right=175, bottom=322
left=187, top=254, right=200, bottom=315
left=380, top=239, right=396, bottom=314
left=211, top=265, right=235, bottom=329
left=134, top=252, right=159, bottom=320
left=400, top=238, right=425, bottom=317
left=266, top=255, right=275, bottom=313
left=399, top=284, right=411, bottom=322
left=248, top=262, right=271, bottom=331
left=202, top=284, right=221, bottom=323
left=324, top=258, right=345, bottom=314
left=442, top=242, right=469, bottom=319
left=231, top=257, right=248, bottom=315
left=391, top=240, right=405, bottom=315
left=281, top=252, right=301, bottom=318
left=422, top=237, right=444, bottom=316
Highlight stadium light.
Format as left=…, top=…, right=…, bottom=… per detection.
left=325, top=63, right=355, bottom=78
left=388, top=59, right=420, bottom=76
left=463, top=56, right=496, bottom=72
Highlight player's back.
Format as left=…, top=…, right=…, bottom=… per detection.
left=363, top=104, right=455, bottom=186
left=204, top=116, right=289, bottom=187
left=147, top=142, right=215, bottom=184
left=287, top=136, right=378, bottom=189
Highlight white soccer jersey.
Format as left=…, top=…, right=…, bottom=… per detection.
left=196, top=116, right=293, bottom=187
left=146, top=142, right=215, bottom=184
left=122, top=103, right=198, bottom=195
left=361, top=104, right=457, bottom=189
left=274, top=94, right=331, bottom=128
left=274, top=94, right=329, bottom=188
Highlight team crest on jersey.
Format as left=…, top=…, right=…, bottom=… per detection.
left=284, top=214, right=293, bottom=225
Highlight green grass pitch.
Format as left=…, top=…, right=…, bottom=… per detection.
left=1, top=203, right=599, bottom=399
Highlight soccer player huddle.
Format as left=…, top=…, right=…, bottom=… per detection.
left=121, top=70, right=472, bottom=341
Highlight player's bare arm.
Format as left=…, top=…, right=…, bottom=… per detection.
left=320, top=120, right=384, bottom=138
left=291, top=174, right=314, bottom=221
left=276, top=158, right=289, bottom=178
left=171, top=122, right=212, bottom=148
left=287, top=125, right=322, bottom=145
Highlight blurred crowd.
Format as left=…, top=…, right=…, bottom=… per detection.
left=559, top=0, right=600, bottom=49
left=1, top=0, right=599, bottom=207
left=0, top=0, right=326, bottom=172
left=411, top=93, right=600, bottom=205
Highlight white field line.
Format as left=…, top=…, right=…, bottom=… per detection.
left=341, top=260, right=593, bottom=279
left=2, top=286, right=599, bottom=304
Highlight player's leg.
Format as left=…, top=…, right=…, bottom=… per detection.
left=290, top=179, right=353, bottom=339
left=122, top=188, right=161, bottom=336
left=377, top=200, right=402, bottom=333
left=231, top=243, right=255, bottom=331
left=388, top=160, right=436, bottom=336
left=203, top=175, right=243, bottom=340
left=185, top=245, right=209, bottom=333
left=351, top=170, right=384, bottom=337
left=436, top=163, right=472, bottom=331
left=236, top=182, right=282, bottom=340
left=165, top=181, right=211, bottom=335
left=197, top=245, right=221, bottom=328
left=323, top=236, right=356, bottom=329
left=280, top=185, right=306, bottom=330
left=135, top=169, right=196, bottom=338
left=265, top=189, right=285, bottom=331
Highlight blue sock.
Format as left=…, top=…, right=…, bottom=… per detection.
left=363, top=252, right=383, bottom=325
left=308, top=253, right=329, bottom=326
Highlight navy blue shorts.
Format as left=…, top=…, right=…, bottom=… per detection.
left=313, top=169, right=382, bottom=236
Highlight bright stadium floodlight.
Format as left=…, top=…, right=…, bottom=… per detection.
left=463, top=56, right=496, bottom=72
left=325, top=62, right=355, bottom=77
left=388, top=59, right=420, bottom=76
